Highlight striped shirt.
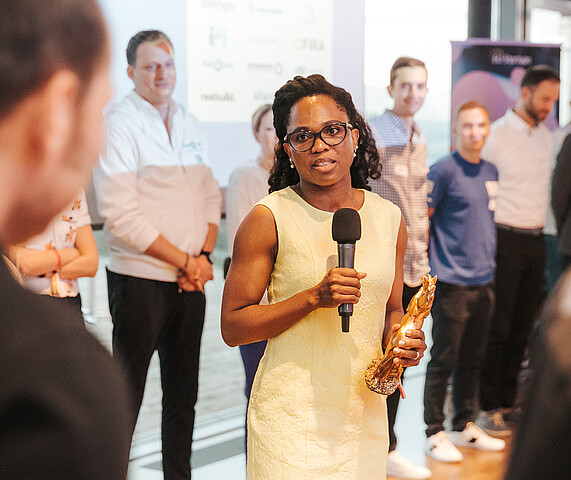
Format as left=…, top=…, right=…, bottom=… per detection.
left=368, top=110, right=430, bottom=287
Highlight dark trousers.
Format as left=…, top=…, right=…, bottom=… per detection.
left=239, top=340, right=267, bottom=455
left=107, top=269, right=206, bottom=480
left=424, top=281, right=494, bottom=437
left=387, top=283, right=417, bottom=451
left=239, top=341, right=267, bottom=402
left=480, top=227, right=546, bottom=411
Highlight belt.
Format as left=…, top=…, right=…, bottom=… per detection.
left=496, top=223, right=543, bottom=237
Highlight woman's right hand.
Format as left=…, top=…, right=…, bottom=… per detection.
left=312, top=267, right=367, bottom=309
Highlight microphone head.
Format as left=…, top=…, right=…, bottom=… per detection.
left=332, top=208, right=361, bottom=243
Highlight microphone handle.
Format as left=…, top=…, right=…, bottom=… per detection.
left=338, top=243, right=356, bottom=332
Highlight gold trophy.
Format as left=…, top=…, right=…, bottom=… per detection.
left=365, top=274, right=436, bottom=397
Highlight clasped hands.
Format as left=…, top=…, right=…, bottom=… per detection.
left=177, top=255, right=213, bottom=293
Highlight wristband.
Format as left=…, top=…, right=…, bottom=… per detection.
left=200, top=250, right=213, bottom=264
left=54, top=249, right=62, bottom=272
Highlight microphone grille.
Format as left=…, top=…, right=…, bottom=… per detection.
left=332, top=208, right=361, bottom=243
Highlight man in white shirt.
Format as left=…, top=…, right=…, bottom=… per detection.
left=95, top=30, right=222, bottom=480
left=478, top=65, right=560, bottom=437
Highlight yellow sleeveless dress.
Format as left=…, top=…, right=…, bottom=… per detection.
left=247, top=187, right=401, bottom=480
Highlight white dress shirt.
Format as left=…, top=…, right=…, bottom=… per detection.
left=481, top=109, right=553, bottom=230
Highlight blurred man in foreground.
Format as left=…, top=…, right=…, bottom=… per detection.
left=0, top=1, right=131, bottom=478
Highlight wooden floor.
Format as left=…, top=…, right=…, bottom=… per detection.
left=419, top=439, right=510, bottom=480
left=387, top=371, right=511, bottom=479
left=386, top=314, right=512, bottom=480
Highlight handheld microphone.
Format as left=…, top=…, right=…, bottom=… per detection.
left=331, top=208, right=362, bottom=332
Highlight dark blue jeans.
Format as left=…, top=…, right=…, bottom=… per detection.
left=424, top=281, right=494, bottom=437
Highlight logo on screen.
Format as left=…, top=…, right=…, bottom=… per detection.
left=295, top=38, right=325, bottom=51
left=247, top=63, right=284, bottom=75
left=254, top=91, right=273, bottom=102
left=203, top=59, right=233, bottom=72
left=209, top=27, right=228, bottom=47
left=201, top=0, right=235, bottom=12
left=490, top=49, right=532, bottom=67
left=200, top=92, right=235, bottom=102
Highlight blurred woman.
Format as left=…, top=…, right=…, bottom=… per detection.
left=9, top=190, right=98, bottom=319
left=221, top=74, right=426, bottom=479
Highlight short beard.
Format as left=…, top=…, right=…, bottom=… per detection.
left=524, top=103, right=541, bottom=124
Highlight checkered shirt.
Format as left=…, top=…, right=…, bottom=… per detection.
left=368, top=110, right=430, bottom=287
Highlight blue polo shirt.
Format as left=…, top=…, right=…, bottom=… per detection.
left=427, top=151, right=498, bottom=286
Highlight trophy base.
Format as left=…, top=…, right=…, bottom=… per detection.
left=365, top=374, right=400, bottom=395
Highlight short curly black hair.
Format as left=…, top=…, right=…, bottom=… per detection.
left=268, top=74, right=381, bottom=193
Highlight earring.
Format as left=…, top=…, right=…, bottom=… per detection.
left=289, top=158, right=295, bottom=169
left=353, top=146, right=358, bottom=158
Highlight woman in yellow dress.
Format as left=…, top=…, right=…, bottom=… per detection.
left=221, top=74, right=427, bottom=479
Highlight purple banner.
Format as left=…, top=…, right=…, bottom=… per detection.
left=450, top=39, right=561, bottom=146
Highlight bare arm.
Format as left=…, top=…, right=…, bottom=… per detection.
left=58, top=225, right=98, bottom=279
left=201, top=222, right=218, bottom=254
left=221, top=204, right=366, bottom=347
left=144, top=234, right=193, bottom=273
left=144, top=234, right=201, bottom=292
left=12, top=225, right=98, bottom=280
left=11, top=246, right=79, bottom=277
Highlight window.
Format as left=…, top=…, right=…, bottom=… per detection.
left=364, top=0, right=469, bottom=165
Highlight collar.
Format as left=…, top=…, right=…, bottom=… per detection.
left=505, top=108, right=543, bottom=133
left=384, top=109, right=420, bottom=137
left=128, top=90, right=178, bottom=117
left=452, top=150, right=480, bottom=167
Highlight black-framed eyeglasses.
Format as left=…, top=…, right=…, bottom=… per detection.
left=284, top=122, right=353, bottom=152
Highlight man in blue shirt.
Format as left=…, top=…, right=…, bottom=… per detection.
left=424, top=101, right=505, bottom=463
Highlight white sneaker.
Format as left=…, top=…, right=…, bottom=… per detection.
left=425, top=431, right=463, bottom=463
left=450, top=422, right=505, bottom=452
left=386, top=450, right=431, bottom=479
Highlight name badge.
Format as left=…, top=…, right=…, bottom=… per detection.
left=394, top=163, right=409, bottom=177
left=485, top=180, right=498, bottom=211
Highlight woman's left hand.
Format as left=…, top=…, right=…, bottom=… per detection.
left=390, top=325, right=427, bottom=367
